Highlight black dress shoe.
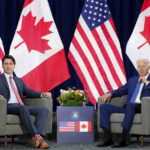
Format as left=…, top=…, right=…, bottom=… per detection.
left=111, top=140, right=127, bottom=148
left=96, top=140, right=114, bottom=147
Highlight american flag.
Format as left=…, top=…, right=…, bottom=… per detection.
left=0, top=38, right=5, bottom=74
left=68, top=0, right=126, bottom=104
left=59, top=121, right=75, bottom=132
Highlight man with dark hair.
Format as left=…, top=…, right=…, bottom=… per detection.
left=0, top=55, right=51, bottom=149
left=2, top=55, right=16, bottom=65
left=97, top=59, right=150, bottom=147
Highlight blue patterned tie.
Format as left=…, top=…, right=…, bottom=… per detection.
left=130, top=82, right=142, bottom=103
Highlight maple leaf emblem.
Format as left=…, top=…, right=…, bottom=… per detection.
left=23, top=0, right=34, bottom=8
left=15, top=11, right=53, bottom=54
left=81, top=124, right=87, bottom=129
left=138, top=16, right=150, bottom=49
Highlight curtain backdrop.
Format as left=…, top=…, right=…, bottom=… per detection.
left=0, top=0, right=144, bottom=110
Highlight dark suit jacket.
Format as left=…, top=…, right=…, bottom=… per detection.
left=111, top=74, right=150, bottom=104
left=0, top=73, right=42, bottom=103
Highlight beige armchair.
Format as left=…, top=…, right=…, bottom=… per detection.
left=97, top=95, right=150, bottom=146
left=0, top=97, right=53, bottom=147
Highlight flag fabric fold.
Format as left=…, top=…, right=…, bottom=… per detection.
left=0, top=38, right=5, bottom=74
left=68, top=0, right=126, bottom=104
left=9, top=0, right=70, bottom=92
left=126, top=0, right=150, bottom=68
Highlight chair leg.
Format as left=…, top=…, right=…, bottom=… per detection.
left=140, top=136, right=144, bottom=147
left=12, top=136, right=15, bottom=143
left=137, top=135, right=139, bottom=142
left=4, top=136, right=7, bottom=147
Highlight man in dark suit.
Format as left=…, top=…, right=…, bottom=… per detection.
left=96, top=59, right=150, bottom=147
left=0, top=55, right=52, bottom=149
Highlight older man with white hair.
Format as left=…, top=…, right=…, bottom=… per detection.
left=96, top=59, right=150, bottom=148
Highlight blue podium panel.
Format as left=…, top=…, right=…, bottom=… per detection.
left=57, top=106, right=94, bottom=144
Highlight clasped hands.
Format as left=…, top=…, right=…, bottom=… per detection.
left=138, top=76, right=149, bottom=84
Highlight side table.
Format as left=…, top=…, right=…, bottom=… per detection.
left=57, top=106, right=94, bottom=143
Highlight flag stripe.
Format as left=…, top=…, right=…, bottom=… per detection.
left=72, top=36, right=105, bottom=95
left=68, top=51, right=98, bottom=104
left=0, top=38, right=5, bottom=74
left=0, top=49, right=4, bottom=60
left=109, top=18, right=121, bottom=56
left=88, top=121, right=92, bottom=132
left=92, top=28, right=122, bottom=87
left=101, top=20, right=126, bottom=77
left=109, top=18, right=117, bottom=35
left=59, top=130, right=75, bottom=132
left=76, top=121, right=80, bottom=132
left=77, top=22, right=113, bottom=91
left=59, top=129, right=75, bottom=132
left=59, top=129, right=75, bottom=130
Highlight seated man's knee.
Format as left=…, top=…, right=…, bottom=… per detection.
left=100, top=104, right=109, bottom=112
left=41, top=106, right=49, bottom=115
left=126, top=102, right=136, bottom=108
left=19, top=105, right=28, bottom=113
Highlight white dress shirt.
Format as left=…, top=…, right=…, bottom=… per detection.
left=135, top=74, right=149, bottom=104
left=4, top=73, right=19, bottom=104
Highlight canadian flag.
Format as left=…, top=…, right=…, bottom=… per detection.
left=9, top=0, right=70, bottom=91
left=126, top=0, right=150, bottom=68
left=0, top=38, right=5, bottom=74
left=76, top=121, right=92, bottom=132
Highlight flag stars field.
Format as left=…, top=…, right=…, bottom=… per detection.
left=82, top=0, right=111, bottom=30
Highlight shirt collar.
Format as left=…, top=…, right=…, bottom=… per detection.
left=139, top=73, right=149, bottom=82
left=4, top=72, right=13, bottom=78
left=143, top=73, right=149, bottom=79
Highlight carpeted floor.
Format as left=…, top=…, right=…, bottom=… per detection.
left=1, top=137, right=150, bottom=150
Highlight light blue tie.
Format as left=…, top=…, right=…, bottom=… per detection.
left=130, top=82, right=142, bottom=103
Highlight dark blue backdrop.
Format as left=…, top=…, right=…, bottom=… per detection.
left=0, top=0, right=144, bottom=110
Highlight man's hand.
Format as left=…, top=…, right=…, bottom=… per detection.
left=42, top=92, right=52, bottom=99
left=0, top=95, right=4, bottom=99
left=138, top=77, right=149, bottom=84
left=101, top=93, right=112, bottom=102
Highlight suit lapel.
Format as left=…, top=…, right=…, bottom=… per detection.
left=1, top=74, right=9, bottom=90
left=140, top=74, right=150, bottom=97
left=147, top=74, right=150, bottom=81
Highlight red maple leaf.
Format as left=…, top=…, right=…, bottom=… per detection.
left=138, top=16, right=150, bottom=49
left=15, top=11, right=53, bottom=54
left=23, top=0, right=34, bottom=8
left=81, top=124, right=87, bottom=129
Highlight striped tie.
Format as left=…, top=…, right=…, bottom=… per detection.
left=9, top=76, right=24, bottom=105
left=130, top=82, right=142, bottom=103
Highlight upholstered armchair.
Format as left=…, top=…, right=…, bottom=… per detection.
left=0, top=97, right=53, bottom=147
left=97, top=95, right=150, bottom=146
